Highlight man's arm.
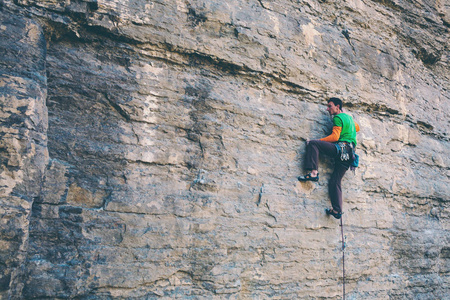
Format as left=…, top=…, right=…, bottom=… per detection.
left=319, top=120, right=359, bottom=143
left=319, top=126, right=342, bottom=143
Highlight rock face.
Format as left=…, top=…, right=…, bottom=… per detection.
left=0, top=11, right=48, bottom=298
left=0, top=0, right=449, bottom=299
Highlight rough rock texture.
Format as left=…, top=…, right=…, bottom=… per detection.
left=0, top=11, right=48, bottom=298
left=0, top=0, right=449, bottom=299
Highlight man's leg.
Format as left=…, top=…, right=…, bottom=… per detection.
left=328, top=162, right=349, bottom=213
left=300, top=140, right=338, bottom=181
left=305, top=140, right=338, bottom=171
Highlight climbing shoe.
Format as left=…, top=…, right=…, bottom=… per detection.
left=325, top=208, right=342, bottom=219
left=297, top=173, right=319, bottom=182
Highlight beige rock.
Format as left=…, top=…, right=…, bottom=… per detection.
left=0, top=0, right=449, bottom=299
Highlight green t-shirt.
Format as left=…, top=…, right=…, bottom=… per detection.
left=333, top=113, right=357, bottom=146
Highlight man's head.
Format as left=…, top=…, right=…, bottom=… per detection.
left=327, top=97, right=343, bottom=116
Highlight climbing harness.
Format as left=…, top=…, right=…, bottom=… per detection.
left=335, top=142, right=359, bottom=172
left=337, top=142, right=351, bottom=161
left=340, top=216, right=346, bottom=300
left=335, top=142, right=354, bottom=162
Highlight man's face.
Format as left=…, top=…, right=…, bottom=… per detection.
left=327, top=101, right=340, bottom=115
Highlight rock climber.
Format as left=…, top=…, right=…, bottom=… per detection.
left=298, top=97, right=360, bottom=219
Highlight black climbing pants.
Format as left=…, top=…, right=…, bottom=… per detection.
left=305, top=140, right=350, bottom=214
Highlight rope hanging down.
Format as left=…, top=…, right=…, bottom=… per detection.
left=340, top=217, right=346, bottom=300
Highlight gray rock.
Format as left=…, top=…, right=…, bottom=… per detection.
left=0, top=0, right=449, bottom=298
left=0, top=10, right=48, bottom=298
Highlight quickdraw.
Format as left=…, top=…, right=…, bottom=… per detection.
left=338, top=142, right=350, bottom=161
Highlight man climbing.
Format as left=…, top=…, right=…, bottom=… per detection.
left=298, top=97, right=360, bottom=219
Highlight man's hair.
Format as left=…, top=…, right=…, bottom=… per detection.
left=328, top=97, right=343, bottom=110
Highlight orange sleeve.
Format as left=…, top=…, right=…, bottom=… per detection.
left=355, top=122, right=360, bottom=132
left=320, top=126, right=342, bottom=143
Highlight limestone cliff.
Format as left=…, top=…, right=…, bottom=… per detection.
left=0, top=0, right=449, bottom=299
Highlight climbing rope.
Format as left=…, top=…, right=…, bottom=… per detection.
left=340, top=217, right=346, bottom=300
